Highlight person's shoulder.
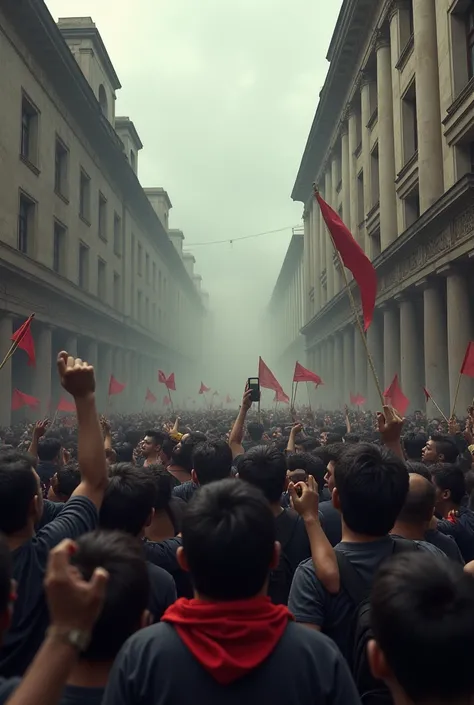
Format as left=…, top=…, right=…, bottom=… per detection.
left=0, top=676, right=20, bottom=704
left=147, top=561, right=175, bottom=585
left=120, top=622, right=179, bottom=658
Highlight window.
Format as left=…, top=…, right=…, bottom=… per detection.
left=468, top=5, right=474, bottom=79
left=370, top=144, right=380, bottom=206
left=97, top=258, right=106, bottom=301
left=357, top=170, right=365, bottom=224
left=402, top=79, right=418, bottom=163
left=405, top=189, right=420, bottom=228
left=137, top=290, right=142, bottom=322
left=113, top=272, right=121, bottom=311
left=20, top=93, right=38, bottom=165
left=114, top=213, right=122, bottom=255
left=98, top=193, right=107, bottom=241
left=130, top=150, right=136, bottom=171
left=54, top=138, right=68, bottom=197
left=152, top=261, right=156, bottom=291
left=18, top=193, right=35, bottom=254
left=98, top=84, right=108, bottom=118
left=137, top=242, right=142, bottom=275
left=78, top=243, right=89, bottom=289
left=146, top=253, right=150, bottom=284
left=79, top=169, right=91, bottom=222
left=53, top=221, right=66, bottom=274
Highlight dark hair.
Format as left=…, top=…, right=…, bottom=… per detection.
left=161, top=438, right=176, bottom=462
left=296, top=437, right=321, bottom=451
left=344, top=432, right=360, bottom=444
left=170, top=433, right=207, bottom=474
left=406, top=461, right=432, bottom=482
left=323, top=442, right=347, bottom=464
left=146, top=465, right=173, bottom=510
left=0, top=534, right=12, bottom=614
left=55, top=462, right=81, bottom=499
left=72, top=531, right=149, bottom=661
left=247, top=422, right=264, bottom=442
left=334, top=443, right=409, bottom=536
left=99, top=463, right=155, bottom=535
left=181, top=479, right=275, bottom=600
left=144, top=430, right=167, bottom=447
left=192, top=441, right=232, bottom=486
left=371, top=553, right=474, bottom=702
left=431, top=434, right=459, bottom=464
left=114, top=443, right=134, bottom=463
left=0, top=450, right=37, bottom=534
left=287, top=452, right=326, bottom=492
left=37, top=437, right=62, bottom=462
left=431, top=463, right=466, bottom=506
left=237, top=445, right=287, bottom=503
left=403, top=432, right=428, bottom=461
left=326, top=432, right=344, bottom=445
left=397, top=473, right=436, bottom=524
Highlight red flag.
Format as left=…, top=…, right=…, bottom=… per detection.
left=225, top=394, right=233, bottom=404
left=145, top=388, right=157, bottom=403
left=351, top=393, right=366, bottom=407
left=460, top=342, right=474, bottom=377
left=108, top=375, right=126, bottom=396
left=166, top=373, right=176, bottom=391
left=163, top=395, right=171, bottom=406
left=258, top=357, right=283, bottom=393
left=57, top=397, right=75, bottom=412
left=11, top=315, right=36, bottom=367
left=350, top=392, right=357, bottom=406
left=315, top=191, right=377, bottom=330
left=274, top=388, right=290, bottom=404
left=423, top=387, right=431, bottom=402
left=293, top=361, right=323, bottom=386
left=11, top=388, right=39, bottom=411
left=199, top=382, right=210, bottom=394
left=384, top=374, right=410, bottom=416
left=158, top=370, right=167, bottom=384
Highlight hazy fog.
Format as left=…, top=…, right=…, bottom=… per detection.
left=45, top=0, right=343, bottom=397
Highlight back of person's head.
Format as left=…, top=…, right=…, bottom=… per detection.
left=0, top=450, right=38, bottom=535
left=72, top=531, right=149, bottom=661
left=192, top=441, right=232, bottom=486
left=405, top=460, right=432, bottom=481
left=237, top=445, right=287, bottom=503
left=0, top=533, right=12, bottom=617
left=37, top=437, right=62, bottom=462
left=287, top=452, right=326, bottom=491
left=161, top=437, right=176, bottom=462
left=170, top=433, right=206, bottom=473
left=114, top=442, right=134, bottom=463
left=180, top=479, right=276, bottom=600
left=334, top=443, right=409, bottom=537
left=431, top=463, right=466, bottom=506
left=297, top=437, right=321, bottom=452
left=146, top=464, right=173, bottom=510
left=326, top=432, right=344, bottom=445
left=403, top=432, right=428, bottom=461
left=397, top=473, right=436, bottom=525
left=54, top=461, right=81, bottom=499
left=344, top=432, right=360, bottom=444
left=431, top=434, right=459, bottom=464
left=99, top=463, right=155, bottom=535
left=247, top=422, right=264, bottom=442
left=369, top=552, right=474, bottom=703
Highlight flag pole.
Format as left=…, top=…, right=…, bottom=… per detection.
left=0, top=313, right=36, bottom=371
left=313, top=184, right=384, bottom=407
left=430, top=396, right=449, bottom=424
left=451, top=373, right=462, bottom=419
left=292, top=382, right=299, bottom=411
left=306, top=382, right=313, bottom=413
left=168, top=387, right=175, bottom=414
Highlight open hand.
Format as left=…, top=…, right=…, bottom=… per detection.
left=377, top=405, right=404, bottom=444
left=34, top=419, right=50, bottom=438
left=57, top=352, right=95, bottom=399
left=242, top=385, right=253, bottom=411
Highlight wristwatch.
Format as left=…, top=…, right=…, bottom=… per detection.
left=47, top=626, right=92, bottom=652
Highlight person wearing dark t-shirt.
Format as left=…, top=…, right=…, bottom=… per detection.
left=289, top=443, right=411, bottom=660
left=0, top=535, right=20, bottom=703
left=103, top=479, right=361, bottom=705
left=142, top=430, right=168, bottom=468
left=0, top=352, right=108, bottom=677
left=242, top=421, right=266, bottom=452
left=172, top=440, right=233, bottom=503
left=99, top=463, right=177, bottom=619
left=432, top=463, right=474, bottom=562
left=58, top=531, right=150, bottom=705
left=369, top=552, right=474, bottom=705
left=145, top=465, right=185, bottom=542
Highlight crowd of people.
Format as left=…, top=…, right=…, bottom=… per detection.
left=1, top=351, right=474, bottom=704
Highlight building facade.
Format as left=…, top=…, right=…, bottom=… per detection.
left=293, top=0, right=474, bottom=414
left=0, top=2, right=207, bottom=424
left=265, top=230, right=305, bottom=385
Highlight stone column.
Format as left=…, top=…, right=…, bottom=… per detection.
left=341, top=123, right=351, bottom=228
left=0, top=315, right=13, bottom=427
left=446, top=270, right=474, bottom=413
left=354, top=326, right=368, bottom=400
left=366, top=312, right=383, bottom=410
left=100, top=345, right=114, bottom=413
left=376, top=30, right=397, bottom=250
left=32, top=325, right=52, bottom=417
left=331, top=154, right=341, bottom=294
left=334, top=333, right=344, bottom=407
left=421, top=279, right=449, bottom=417
left=348, top=107, right=359, bottom=240
left=303, top=210, right=311, bottom=324
left=413, top=0, right=444, bottom=213
left=65, top=334, right=77, bottom=358
left=398, top=295, right=423, bottom=411
left=383, top=305, right=400, bottom=388
left=325, top=169, right=335, bottom=301
left=312, top=200, right=321, bottom=312
left=327, top=337, right=335, bottom=408
left=343, top=326, right=355, bottom=401
left=360, top=73, right=374, bottom=254
left=319, top=184, right=327, bottom=308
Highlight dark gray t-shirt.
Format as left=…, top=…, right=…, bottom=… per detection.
left=318, top=501, right=342, bottom=547
left=288, top=536, right=407, bottom=659
left=146, top=562, right=177, bottom=621
left=103, top=621, right=361, bottom=705
left=0, top=496, right=98, bottom=677
left=60, top=685, right=104, bottom=705
left=0, top=677, right=20, bottom=704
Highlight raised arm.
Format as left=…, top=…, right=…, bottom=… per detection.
left=377, top=405, right=405, bottom=460
left=27, top=419, right=50, bottom=459
left=228, top=386, right=252, bottom=459
left=286, top=423, right=302, bottom=453
left=57, top=352, right=108, bottom=509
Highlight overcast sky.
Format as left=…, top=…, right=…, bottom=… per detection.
left=45, top=0, right=343, bottom=385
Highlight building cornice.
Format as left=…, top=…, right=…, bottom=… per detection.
left=115, top=116, right=144, bottom=150
left=58, top=18, right=121, bottom=90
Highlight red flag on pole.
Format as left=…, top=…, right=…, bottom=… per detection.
left=199, top=382, right=210, bottom=394
left=158, top=370, right=167, bottom=385
left=384, top=375, right=410, bottom=416
left=108, top=375, right=126, bottom=396
left=293, top=361, right=323, bottom=386
left=315, top=191, right=377, bottom=330
left=163, top=395, right=171, bottom=407
left=350, top=392, right=357, bottom=406
left=423, top=387, right=431, bottom=402
left=274, top=389, right=290, bottom=404
left=258, top=357, right=284, bottom=393
left=158, top=371, right=176, bottom=390
left=460, top=342, right=474, bottom=377
left=11, top=315, right=36, bottom=366
left=11, top=388, right=40, bottom=411
left=350, top=393, right=366, bottom=407
left=57, top=397, right=76, bottom=412
left=145, top=388, right=157, bottom=403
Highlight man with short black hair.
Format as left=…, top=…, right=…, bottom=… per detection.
left=168, top=432, right=206, bottom=486
left=243, top=421, right=265, bottom=451
left=172, top=440, right=233, bottom=503
left=103, top=480, right=361, bottom=705
left=403, top=432, right=428, bottom=461
left=432, top=463, right=474, bottom=562
left=422, top=434, right=459, bottom=465
left=48, top=462, right=81, bottom=503
left=317, top=443, right=346, bottom=547
left=369, top=552, right=474, bottom=705
left=142, top=431, right=168, bottom=467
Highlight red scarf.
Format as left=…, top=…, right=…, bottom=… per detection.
left=162, top=596, right=293, bottom=684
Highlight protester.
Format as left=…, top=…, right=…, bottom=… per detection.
left=47, top=462, right=81, bottom=503
left=172, top=440, right=232, bottom=502
left=141, top=431, right=168, bottom=467
left=422, top=434, right=459, bottom=464
left=432, top=463, right=474, bottom=562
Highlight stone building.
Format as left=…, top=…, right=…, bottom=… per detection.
left=0, top=3, right=207, bottom=424
left=265, top=230, right=305, bottom=385
left=292, top=0, right=474, bottom=414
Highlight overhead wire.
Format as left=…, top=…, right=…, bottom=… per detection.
left=182, top=224, right=301, bottom=248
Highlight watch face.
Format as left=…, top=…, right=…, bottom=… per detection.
left=69, top=629, right=91, bottom=652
